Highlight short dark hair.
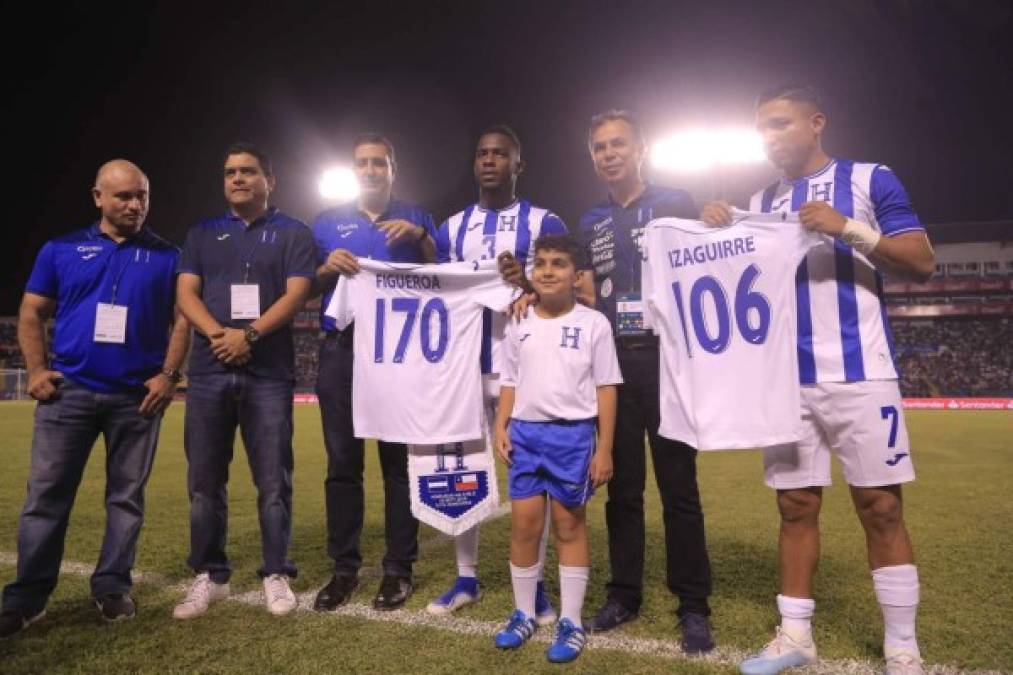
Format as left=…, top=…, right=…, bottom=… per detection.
left=224, top=141, right=273, bottom=178
left=756, top=84, right=824, bottom=113
left=478, top=124, right=522, bottom=156
left=533, top=233, right=584, bottom=269
left=588, top=109, right=646, bottom=149
left=353, top=133, right=396, bottom=164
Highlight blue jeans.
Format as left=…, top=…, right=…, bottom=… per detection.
left=184, top=372, right=297, bottom=582
left=2, top=378, right=162, bottom=615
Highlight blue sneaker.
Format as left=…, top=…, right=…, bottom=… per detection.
left=546, top=618, right=587, bottom=663
left=426, top=576, right=481, bottom=615
left=535, top=581, right=557, bottom=626
left=494, top=610, right=538, bottom=649
left=739, top=628, right=817, bottom=674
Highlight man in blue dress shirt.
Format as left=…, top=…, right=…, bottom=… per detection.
left=1, top=160, right=189, bottom=637
left=173, top=143, right=316, bottom=620
left=310, top=134, right=436, bottom=612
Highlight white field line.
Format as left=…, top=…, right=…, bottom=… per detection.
left=1, top=550, right=1000, bottom=674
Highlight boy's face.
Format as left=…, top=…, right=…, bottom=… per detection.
left=531, top=248, right=579, bottom=301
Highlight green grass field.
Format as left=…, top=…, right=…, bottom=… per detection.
left=0, top=403, right=1010, bottom=673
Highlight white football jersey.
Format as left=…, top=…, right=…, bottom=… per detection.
left=325, top=258, right=517, bottom=443
left=750, top=158, right=926, bottom=384
left=643, top=214, right=823, bottom=450
left=501, top=303, right=623, bottom=422
left=435, top=199, right=567, bottom=378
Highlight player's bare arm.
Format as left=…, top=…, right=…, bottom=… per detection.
left=590, top=384, right=617, bottom=487
left=800, top=201, right=935, bottom=282
left=18, top=292, right=62, bottom=401
left=575, top=271, right=595, bottom=308
left=139, top=308, right=190, bottom=417
left=494, top=385, right=516, bottom=465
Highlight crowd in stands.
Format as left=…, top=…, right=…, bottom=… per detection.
left=2, top=317, right=1012, bottom=398
left=0, top=322, right=24, bottom=369
left=893, top=318, right=1013, bottom=397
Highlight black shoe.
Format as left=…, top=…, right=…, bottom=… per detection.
left=313, top=574, right=359, bottom=612
left=0, top=609, right=45, bottom=639
left=94, top=594, right=136, bottom=622
left=372, top=575, right=412, bottom=611
left=584, top=598, right=638, bottom=633
left=679, top=612, right=715, bottom=654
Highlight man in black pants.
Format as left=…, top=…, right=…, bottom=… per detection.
left=310, top=134, right=436, bottom=611
left=575, top=110, right=714, bottom=652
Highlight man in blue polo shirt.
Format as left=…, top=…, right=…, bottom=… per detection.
left=575, top=111, right=715, bottom=652
left=173, top=142, right=316, bottom=620
left=311, top=133, right=435, bottom=613
left=1, top=160, right=189, bottom=638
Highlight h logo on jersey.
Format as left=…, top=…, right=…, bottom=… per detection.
left=498, top=215, right=517, bottom=232
left=809, top=182, right=832, bottom=203
left=559, top=326, right=581, bottom=350
left=434, top=442, right=467, bottom=473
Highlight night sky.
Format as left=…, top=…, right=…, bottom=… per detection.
left=4, top=0, right=1011, bottom=313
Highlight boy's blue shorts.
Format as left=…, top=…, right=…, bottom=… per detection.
left=508, top=418, right=596, bottom=508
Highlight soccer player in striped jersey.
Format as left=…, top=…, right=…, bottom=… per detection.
left=702, top=85, right=934, bottom=675
left=425, top=126, right=566, bottom=620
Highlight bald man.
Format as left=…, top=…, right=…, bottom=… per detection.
left=0, top=160, right=189, bottom=637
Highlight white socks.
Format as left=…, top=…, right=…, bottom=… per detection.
left=777, top=594, right=815, bottom=642
left=559, top=565, right=589, bottom=626
left=510, top=562, right=540, bottom=619
left=873, top=564, right=920, bottom=656
left=455, top=526, right=479, bottom=578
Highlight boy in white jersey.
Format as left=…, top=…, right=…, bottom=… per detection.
left=492, top=234, right=622, bottom=663
left=426, top=126, right=566, bottom=620
left=703, top=85, right=935, bottom=675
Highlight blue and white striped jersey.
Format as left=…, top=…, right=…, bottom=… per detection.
left=750, top=158, right=925, bottom=384
left=435, top=199, right=567, bottom=376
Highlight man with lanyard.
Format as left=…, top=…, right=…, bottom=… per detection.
left=1, top=160, right=189, bottom=637
left=702, top=85, right=934, bottom=675
left=427, top=125, right=565, bottom=621
left=311, top=134, right=436, bottom=612
left=173, top=143, right=316, bottom=619
left=575, top=110, right=715, bottom=652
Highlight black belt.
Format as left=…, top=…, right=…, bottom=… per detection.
left=324, top=327, right=354, bottom=346
left=615, top=333, right=658, bottom=351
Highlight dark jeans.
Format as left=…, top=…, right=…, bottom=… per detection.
left=184, top=372, right=297, bottom=582
left=2, top=379, right=161, bottom=615
left=316, top=332, right=418, bottom=578
left=605, top=346, right=713, bottom=617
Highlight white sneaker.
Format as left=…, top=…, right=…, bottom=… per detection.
left=739, top=627, right=817, bottom=674
left=884, top=647, right=924, bottom=675
left=173, top=573, right=230, bottom=620
left=264, top=574, right=298, bottom=616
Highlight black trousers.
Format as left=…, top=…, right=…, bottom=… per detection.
left=605, top=345, right=712, bottom=617
left=315, top=332, right=418, bottom=578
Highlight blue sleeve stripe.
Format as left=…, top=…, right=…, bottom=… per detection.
left=883, top=226, right=925, bottom=238
left=454, top=206, right=474, bottom=262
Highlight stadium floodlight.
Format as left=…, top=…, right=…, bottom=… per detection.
left=318, top=167, right=359, bottom=201
left=651, top=128, right=766, bottom=172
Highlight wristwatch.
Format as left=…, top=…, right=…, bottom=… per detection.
left=244, top=326, right=261, bottom=344
left=161, top=369, right=183, bottom=384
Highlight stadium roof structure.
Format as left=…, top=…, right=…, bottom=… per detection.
left=925, top=220, right=1013, bottom=245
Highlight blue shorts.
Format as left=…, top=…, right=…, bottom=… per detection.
left=508, top=418, right=596, bottom=508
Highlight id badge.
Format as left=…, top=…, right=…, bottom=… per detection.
left=94, top=303, right=128, bottom=344
left=616, top=292, right=646, bottom=336
left=230, top=284, right=261, bottom=319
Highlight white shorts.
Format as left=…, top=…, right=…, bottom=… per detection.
left=763, top=380, right=915, bottom=489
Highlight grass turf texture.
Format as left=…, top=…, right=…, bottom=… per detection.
left=0, top=403, right=1009, bottom=673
